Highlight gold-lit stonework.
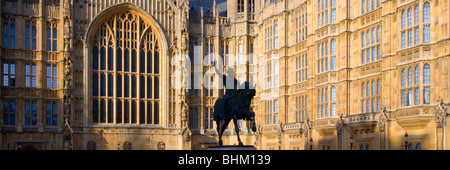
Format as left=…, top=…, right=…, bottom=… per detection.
left=0, top=0, right=449, bottom=150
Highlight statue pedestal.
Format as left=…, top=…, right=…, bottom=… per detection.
left=207, top=145, right=257, bottom=150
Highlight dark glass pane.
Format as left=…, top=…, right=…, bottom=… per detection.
left=147, top=77, right=152, bottom=99
left=26, top=101, right=31, bottom=113
left=32, top=113, right=37, bottom=125
left=3, top=101, right=8, bottom=112
left=32, top=101, right=37, bottom=113
left=124, top=101, right=129, bottom=123
left=117, top=49, right=122, bottom=71
left=93, top=73, right=98, bottom=96
left=11, top=113, right=15, bottom=125
left=100, top=74, right=106, bottom=96
left=124, top=49, right=129, bottom=72
left=140, top=50, right=145, bottom=73
left=47, top=39, right=51, bottom=51
left=46, top=28, right=51, bottom=39
left=108, top=100, right=113, bottom=123
left=108, top=74, right=113, bottom=97
left=132, top=50, right=137, bottom=72
left=140, top=76, right=145, bottom=98
left=52, top=28, right=57, bottom=39
left=116, top=100, right=122, bottom=124
left=4, top=113, right=8, bottom=125
left=154, top=51, right=159, bottom=74
left=46, top=102, right=51, bottom=125
left=154, top=76, right=159, bottom=99
left=25, top=114, right=30, bottom=125
left=11, top=101, right=15, bottom=113
left=139, top=101, right=145, bottom=124
left=131, top=101, right=136, bottom=124
left=100, top=47, right=106, bottom=70
left=32, top=26, right=36, bottom=37
left=93, top=100, right=98, bottom=123
left=132, top=75, right=136, bottom=98
left=147, top=50, right=152, bottom=73
left=124, top=75, right=129, bottom=97
left=100, top=100, right=106, bottom=123
left=93, top=46, right=99, bottom=70
left=53, top=39, right=57, bottom=51
left=154, top=101, right=159, bottom=124
left=147, top=102, right=152, bottom=124
left=117, top=74, right=122, bottom=97
left=26, top=38, right=30, bottom=50
left=108, top=48, right=113, bottom=71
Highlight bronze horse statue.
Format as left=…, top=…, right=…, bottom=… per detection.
left=214, top=81, right=256, bottom=146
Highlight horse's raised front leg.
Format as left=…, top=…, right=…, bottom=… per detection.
left=233, top=118, right=243, bottom=146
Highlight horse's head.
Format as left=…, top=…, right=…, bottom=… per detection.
left=247, top=111, right=257, bottom=132
left=243, top=82, right=256, bottom=100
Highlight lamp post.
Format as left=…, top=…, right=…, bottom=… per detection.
left=403, top=132, right=409, bottom=150
left=117, top=144, right=120, bottom=150
left=350, top=136, right=354, bottom=150
left=309, top=138, right=313, bottom=150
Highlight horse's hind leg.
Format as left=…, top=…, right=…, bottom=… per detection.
left=233, top=118, right=243, bottom=146
left=219, top=119, right=231, bottom=146
left=216, top=120, right=222, bottom=146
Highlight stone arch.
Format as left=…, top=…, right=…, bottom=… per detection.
left=21, top=144, right=38, bottom=150
left=83, top=2, right=169, bottom=127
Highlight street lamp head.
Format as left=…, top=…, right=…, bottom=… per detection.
left=350, top=136, right=354, bottom=144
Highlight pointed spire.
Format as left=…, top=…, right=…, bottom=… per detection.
left=213, top=0, right=217, bottom=17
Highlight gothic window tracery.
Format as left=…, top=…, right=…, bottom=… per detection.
left=91, top=11, right=160, bottom=125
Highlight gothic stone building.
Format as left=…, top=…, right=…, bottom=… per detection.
left=0, top=0, right=449, bottom=150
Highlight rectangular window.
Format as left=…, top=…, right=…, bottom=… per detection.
left=414, top=27, right=419, bottom=44
left=331, top=57, right=336, bottom=70
left=377, top=97, right=380, bottom=112
left=423, top=25, right=430, bottom=43
left=47, top=64, right=58, bottom=89
left=362, top=100, right=365, bottom=113
left=401, top=32, right=406, bottom=49
left=401, top=90, right=406, bottom=107
left=3, top=100, right=15, bottom=125
left=25, top=101, right=37, bottom=126
left=414, top=88, right=419, bottom=105
left=3, top=19, right=15, bottom=49
left=423, top=86, right=430, bottom=104
left=408, top=30, right=412, bottom=47
left=377, top=45, right=381, bottom=60
left=331, top=103, right=336, bottom=117
left=331, top=9, right=336, bottom=23
left=25, top=21, right=37, bottom=50
left=26, top=63, right=37, bottom=88
left=3, top=62, right=16, bottom=87
left=408, top=89, right=413, bottom=106
left=46, top=101, right=58, bottom=126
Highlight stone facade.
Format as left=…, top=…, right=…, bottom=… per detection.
left=0, top=0, right=449, bottom=150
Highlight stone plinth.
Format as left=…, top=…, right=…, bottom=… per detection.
left=207, top=145, right=257, bottom=150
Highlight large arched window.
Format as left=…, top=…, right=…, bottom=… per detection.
left=91, top=11, right=160, bottom=125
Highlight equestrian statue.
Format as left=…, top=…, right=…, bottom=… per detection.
left=212, top=62, right=256, bottom=146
